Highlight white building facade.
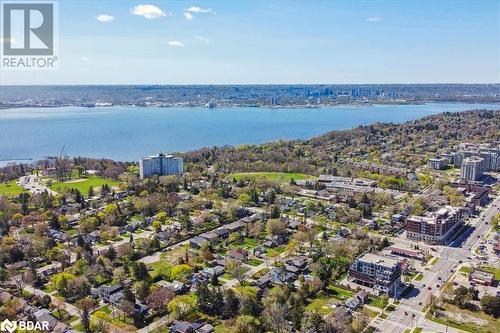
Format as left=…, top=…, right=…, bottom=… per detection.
left=139, top=153, right=183, bottom=179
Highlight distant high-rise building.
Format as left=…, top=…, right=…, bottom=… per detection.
left=453, top=143, right=500, bottom=171
left=139, top=153, right=183, bottom=179
left=460, top=156, right=484, bottom=181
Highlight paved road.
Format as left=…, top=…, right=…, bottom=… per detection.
left=23, top=285, right=81, bottom=325
left=17, top=175, right=58, bottom=195
left=375, top=195, right=500, bottom=333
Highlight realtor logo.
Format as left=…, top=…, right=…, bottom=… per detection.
left=1, top=1, right=58, bottom=69
left=0, top=319, right=16, bottom=333
left=2, top=2, right=53, bottom=55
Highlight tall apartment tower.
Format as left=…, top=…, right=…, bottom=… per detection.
left=460, top=156, right=484, bottom=181
left=139, top=153, right=183, bottom=179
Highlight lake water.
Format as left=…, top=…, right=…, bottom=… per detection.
left=1, top=103, right=499, bottom=163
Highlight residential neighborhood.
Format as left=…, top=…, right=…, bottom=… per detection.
left=0, top=111, right=499, bottom=333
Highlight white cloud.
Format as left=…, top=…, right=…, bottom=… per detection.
left=81, top=57, right=90, bottom=61
left=184, top=12, right=193, bottom=20
left=96, top=14, right=114, bottom=22
left=168, top=41, right=184, bottom=47
left=131, top=5, right=169, bottom=19
left=186, top=6, right=216, bottom=14
left=367, top=17, right=382, bottom=22
left=194, top=35, right=210, bottom=43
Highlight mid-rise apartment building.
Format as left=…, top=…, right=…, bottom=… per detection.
left=406, top=206, right=463, bottom=244
left=348, top=253, right=402, bottom=295
left=428, top=157, right=448, bottom=170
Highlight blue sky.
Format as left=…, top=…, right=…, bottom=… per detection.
left=2, top=0, right=499, bottom=84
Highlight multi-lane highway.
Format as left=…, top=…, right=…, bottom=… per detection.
left=375, top=195, right=500, bottom=333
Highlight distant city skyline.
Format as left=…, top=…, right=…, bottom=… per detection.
left=1, top=0, right=499, bottom=85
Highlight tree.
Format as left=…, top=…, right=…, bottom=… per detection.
left=263, top=301, right=288, bottom=333
left=120, top=300, right=135, bottom=321
left=122, top=285, right=136, bottom=303
left=152, top=221, right=162, bottom=233
left=52, top=272, right=76, bottom=297
left=105, top=246, right=116, bottom=261
left=270, top=205, right=280, bottom=219
left=131, top=262, right=150, bottom=281
left=167, top=295, right=197, bottom=320
left=170, top=264, right=193, bottom=281
left=222, top=289, right=239, bottom=319
left=76, top=298, right=94, bottom=333
left=266, top=219, right=286, bottom=237
left=480, top=295, right=500, bottom=318
left=235, top=315, right=260, bottom=333
left=231, top=264, right=247, bottom=285
left=453, top=285, right=472, bottom=308
left=195, top=282, right=221, bottom=316
left=146, top=287, right=174, bottom=315
left=134, top=281, right=150, bottom=302
left=0, top=267, right=8, bottom=286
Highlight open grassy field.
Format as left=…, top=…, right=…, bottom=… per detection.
left=426, top=302, right=499, bottom=333
left=229, top=172, right=315, bottom=182
left=49, top=176, right=120, bottom=195
left=0, top=180, right=26, bottom=196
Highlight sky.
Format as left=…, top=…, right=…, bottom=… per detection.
left=1, top=0, right=499, bottom=85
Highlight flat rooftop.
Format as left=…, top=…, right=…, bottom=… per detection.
left=358, top=253, right=399, bottom=268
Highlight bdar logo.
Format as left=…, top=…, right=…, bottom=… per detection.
left=0, top=319, right=17, bottom=333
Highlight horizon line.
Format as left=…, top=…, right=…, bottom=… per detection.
left=1, top=82, right=499, bottom=87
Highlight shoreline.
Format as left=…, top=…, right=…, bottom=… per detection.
left=2, top=100, right=500, bottom=112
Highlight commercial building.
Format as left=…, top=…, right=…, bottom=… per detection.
left=460, top=156, right=485, bottom=181
left=406, top=206, right=464, bottom=245
left=428, top=157, right=448, bottom=170
left=319, top=175, right=377, bottom=194
left=348, top=253, right=402, bottom=295
left=469, top=270, right=495, bottom=286
left=139, top=153, right=183, bottom=179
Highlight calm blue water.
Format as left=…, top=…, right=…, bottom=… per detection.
left=0, top=103, right=498, bottom=163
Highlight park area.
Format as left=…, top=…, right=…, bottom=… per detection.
left=49, top=176, right=120, bottom=195
left=0, top=180, right=26, bottom=196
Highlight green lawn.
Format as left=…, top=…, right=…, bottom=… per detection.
left=326, top=285, right=354, bottom=301
left=49, top=176, right=119, bottom=195
left=0, top=180, right=26, bottom=196
left=246, top=258, right=263, bottom=267
left=367, top=296, right=386, bottom=309
left=305, top=293, right=336, bottom=315
left=230, top=172, right=315, bottom=182
left=459, top=266, right=472, bottom=274
left=479, top=266, right=500, bottom=280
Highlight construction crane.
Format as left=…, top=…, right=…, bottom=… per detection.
left=59, top=145, right=65, bottom=160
